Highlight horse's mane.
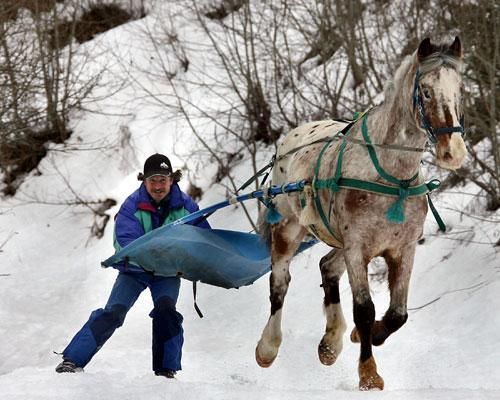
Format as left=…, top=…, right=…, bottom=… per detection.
left=383, top=54, right=414, bottom=102
left=384, top=46, right=463, bottom=103
left=418, top=52, right=463, bottom=75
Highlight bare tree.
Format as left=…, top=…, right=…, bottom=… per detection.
left=415, top=0, right=499, bottom=210
left=0, top=0, right=132, bottom=196
left=133, top=0, right=498, bottom=227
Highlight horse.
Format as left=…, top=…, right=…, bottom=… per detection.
left=255, top=37, right=466, bottom=390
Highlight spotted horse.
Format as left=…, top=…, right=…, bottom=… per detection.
left=255, top=37, right=467, bottom=390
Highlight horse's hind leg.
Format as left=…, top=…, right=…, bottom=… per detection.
left=255, top=217, right=306, bottom=368
left=318, top=248, right=347, bottom=366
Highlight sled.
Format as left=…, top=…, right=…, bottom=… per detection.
left=102, top=224, right=315, bottom=289
left=101, top=181, right=316, bottom=289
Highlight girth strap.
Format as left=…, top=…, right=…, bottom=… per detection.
left=315, top=177, right=441, bottom=197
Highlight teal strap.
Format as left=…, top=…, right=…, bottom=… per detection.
left=315, top=177, right=441, bottom=197
left=427, top=194, right=446, bottom=232
left=312, top=138, right=342, bottom=242
left=333, top=139, right=348, bottom=185
left=311, top=131, right=348, bottom=243
left=360, top=114, right=421, bottom=223
left=361, top=115, right=419, bottom=186
left=315, top=176, right=444, bottom=227
left=313, top=188, right=341, bottom=241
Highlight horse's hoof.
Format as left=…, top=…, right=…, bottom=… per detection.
left=359, top=375, right=384, bottom=391
left=350, top=327, right=360, bottom=343
left=358, top=356, right=384, bottom=391
left=318, top=340, right=338, bottom=366
left=255, top=345, right=276, bottom=368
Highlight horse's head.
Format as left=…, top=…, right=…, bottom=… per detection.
left=414, top=37, right=467, bottom=170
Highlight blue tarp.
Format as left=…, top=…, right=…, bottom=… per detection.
left=102, top=225, right=316, bottom=289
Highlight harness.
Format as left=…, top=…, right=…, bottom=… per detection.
left=303, top=111, right=445, bottom=247
left=243, top=62, right=467, bottom=241
left=238, top=118, right=427, bottom=193
left=412, top=68, right=465, bottom=143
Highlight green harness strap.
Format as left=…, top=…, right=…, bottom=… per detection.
left=315, top=177, right=441, bottom=197
left=309, top=113, right=446, bottom=237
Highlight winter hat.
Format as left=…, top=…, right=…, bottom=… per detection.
left=137, top=153, right=182, bottom=182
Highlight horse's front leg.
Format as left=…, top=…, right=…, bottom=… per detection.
left=344, top=247, right=384, bottom=391
left=373, top=245, right=415, bottom=345
left=255, top=218, right=306, bottom=368
left=351, top=244, right=415, bottom=346
left=318, top=248, right=347, bottom=366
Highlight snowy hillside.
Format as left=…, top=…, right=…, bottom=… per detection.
left=0, top=3, right=499, bottom=400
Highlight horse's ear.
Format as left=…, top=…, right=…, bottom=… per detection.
left=448, top=36, right=463, bottom=59
left=417, top=38, right=433, bottom=61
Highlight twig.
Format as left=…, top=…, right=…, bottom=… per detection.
left=409, top=280, right=490, bottom=311
left=0, top=231, right=18, bottom=252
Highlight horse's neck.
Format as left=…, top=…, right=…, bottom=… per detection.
left=365, top=101, right=426, bottom=181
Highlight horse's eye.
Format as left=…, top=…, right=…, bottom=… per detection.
left=422, top=88, right=432, bottom=100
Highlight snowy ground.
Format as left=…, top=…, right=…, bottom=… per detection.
left=1, top=180, right=498, bottom=400
left=1, top=4, right=499, bottom=400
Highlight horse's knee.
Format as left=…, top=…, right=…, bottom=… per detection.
left=269, top=273, right=290, bottom=314
left=372, top=309, right=408, bottom=346
left=321, top=277, right=340, bottom=306
left=353, top=298, right=375, bottom=336
left=384, top=309, right=408, bottom=331
left=319, top=250, right=345, bottom=307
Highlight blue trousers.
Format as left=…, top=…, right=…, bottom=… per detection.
left=63, top=272, right=183, bottom=373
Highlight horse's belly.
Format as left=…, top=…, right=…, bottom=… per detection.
left=335, top=190, right=428, bottom=252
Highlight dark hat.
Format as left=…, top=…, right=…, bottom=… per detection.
left=138, top=153, right=172, bottom=180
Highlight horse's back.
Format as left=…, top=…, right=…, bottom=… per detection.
left=273, top=119, right=347, bottom=185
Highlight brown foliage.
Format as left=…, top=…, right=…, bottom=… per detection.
left=204, top=0, right=247, bottom=20
left=0, top=0, right=59, bottom=23
left=0, top=128, right=62, bottom=195
left=51, top=3, right=134, bottom=49
left=186, top=182, right=203, bottom=202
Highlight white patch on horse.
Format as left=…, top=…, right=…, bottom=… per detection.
left=440, top=68, right=462, bottom=122
left=438, top=132, right=467, bottom=170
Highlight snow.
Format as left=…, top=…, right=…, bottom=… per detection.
left=0, top=4, right=499, bottom=400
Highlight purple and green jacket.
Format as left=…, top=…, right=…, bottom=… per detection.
left=113, top=183, right=209, bottom=271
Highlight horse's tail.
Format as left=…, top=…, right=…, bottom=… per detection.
left=257, top=206, right=272, bottom=248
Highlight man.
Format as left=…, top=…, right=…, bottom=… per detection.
left=56, top=153, right=209, bottom=379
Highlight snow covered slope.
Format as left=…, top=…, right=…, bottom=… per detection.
left=0, top=4, right=498, bottom=400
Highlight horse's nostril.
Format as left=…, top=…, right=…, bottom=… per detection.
left=443, top=152, right=452, bottom=161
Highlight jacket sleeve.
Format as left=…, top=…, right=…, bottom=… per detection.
left=114, top=200, right=146, bottom=248
left=183, top=195, right=211, bottom=229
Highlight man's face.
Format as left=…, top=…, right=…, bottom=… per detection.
left=144, top=175, right=173, bottom=202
